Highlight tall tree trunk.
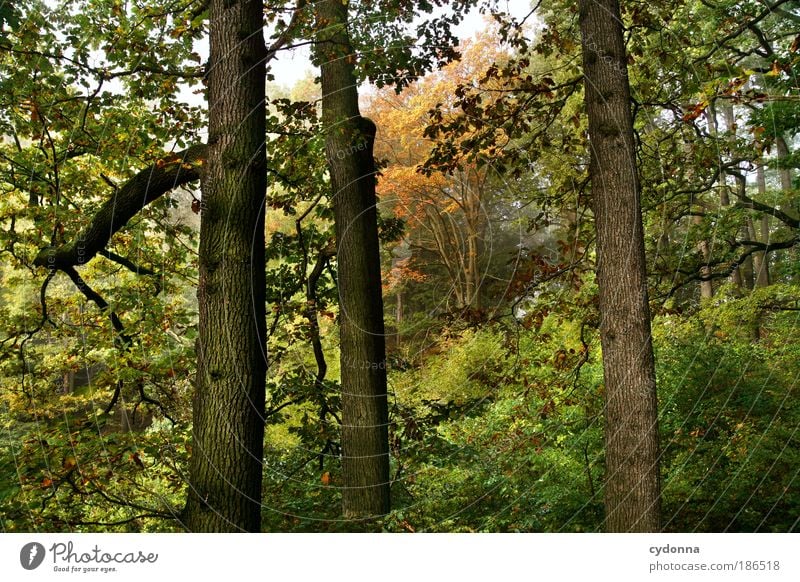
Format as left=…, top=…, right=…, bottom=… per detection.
left=754, top=164, right=770, bottom=288
left=579, top=0, right=661, bottom=532
left=694, top=214, right=714, bottom=299
left=775, top=135, right=796, bottom=279
left=465, top=215, right=480, bottom=310
left=315, top=0, right=390, bottom=520
left=184, top=0, right=267, bottom=532
left=776, top=135, right=793, bottom=193
left=721, top=102, right=754, bottom=289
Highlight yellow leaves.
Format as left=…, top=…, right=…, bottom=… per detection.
left=765, top=60, right=783, bottom=77
left=170, top=25, right=187, bottom=39
left=62, top=455, right=77, bottom=472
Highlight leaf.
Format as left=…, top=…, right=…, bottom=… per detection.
left=130, top=452, right=145, bottom=469
left=62, top=455, right=77, bottom=471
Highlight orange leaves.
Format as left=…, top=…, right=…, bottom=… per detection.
left=320, top=471, right=331, bottom=486
left=682, top=100, right=708, bottom=122
left=384, top=257, right=426, bottom=292
left=130, top=451, right=145, bottom=469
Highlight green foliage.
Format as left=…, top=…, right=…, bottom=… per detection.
left=1, top=0, right=798, bottom=532
left=655, top=293, right=800, bottom=531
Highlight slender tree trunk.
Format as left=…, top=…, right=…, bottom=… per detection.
left=754, top=164, right=770, bottom=288
left=693, top=214, right=714, bottom=299
left=775, top=135, right=796, bottom=280
left=315, top=0, right=390, bottom=520
left=721, top=102, right=755, bottom=289
left=579, top=0, right=661, bottom=532
left=465, top=220, right=480, bottom=310
left=184, top=0, right=267, bottom=532
left=776, top=135, right=793, bottom=193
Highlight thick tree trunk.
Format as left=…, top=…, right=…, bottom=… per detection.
left=579, top=0, right=661, bottom=532
left=184, top=0, right=267, bottom=532
left=315, top=0, right=391, bottom=520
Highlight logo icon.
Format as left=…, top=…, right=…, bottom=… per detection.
left=20, top=542, right=46, bottom=570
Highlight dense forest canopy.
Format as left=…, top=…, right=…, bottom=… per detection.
left=0, top=0, right=798, bottom=532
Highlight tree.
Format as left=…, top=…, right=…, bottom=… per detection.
left=578, top=0, right=661, bottom=531
left=314, top=0, right=390, bottom=519
left=183, top=0, right=268, bottom=532
left=367, top=34, right=525, bottom=317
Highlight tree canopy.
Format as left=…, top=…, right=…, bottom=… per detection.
left=0, top=0, right=798, bottom=532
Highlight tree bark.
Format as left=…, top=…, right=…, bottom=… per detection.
left=776, top=135, right=793, bottom=193
left=754, top=164, right=770, bottom=288
left=693, top=214, right=714, bottom=300
left=315, top=0, right=391, bottom=520
left=184, top=0, right=267, bottom=532
left=579, top=0, right=661, bottom=532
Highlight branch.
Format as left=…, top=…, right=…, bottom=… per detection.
left=62, top=266, right=132, bottom=347
left=733, top=198, right=799, bottom=229
left=34, top=145, right=206, bottom=271
left=135, top=381, right=177, bottom=425
left=66, top=513, right=172, bottom=527
left=663, top=236, right=800, bottom=298
left=98, top=249, right=158, bottom=277
left=266, top=0, right=307, bottom=61
left=693, top=0, right=794, bottom=63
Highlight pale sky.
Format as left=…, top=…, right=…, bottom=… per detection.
left=267, top=1, right=535, bottom=90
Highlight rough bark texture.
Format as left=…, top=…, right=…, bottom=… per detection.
left=33, top=145, right=205, bottom=270
left=184, top=0, right=267, bottom=532
left=315, top=0, right=391, bottom=519
left=579, top=0, right=662, bottom=532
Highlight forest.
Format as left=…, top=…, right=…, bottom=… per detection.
left=0, top=0, right=798, bottom=533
